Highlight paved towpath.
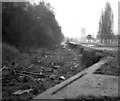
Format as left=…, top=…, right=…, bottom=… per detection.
left=82, top=44, right=118, bottom=51
left=34, top=56, right=119, bottom=100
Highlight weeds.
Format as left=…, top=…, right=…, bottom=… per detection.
left=2, top=43, right=21, bottom=66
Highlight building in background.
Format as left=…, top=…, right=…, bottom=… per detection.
left=80, top=28, right=86, bottom=43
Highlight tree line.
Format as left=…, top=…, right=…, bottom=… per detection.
left=97, top=2, right=118, bottom=44
left=2, top=2, right=64, bottom=49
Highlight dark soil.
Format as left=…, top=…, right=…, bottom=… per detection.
left=94, top=57, right=119, bottom=76
left=2, top=45, right=84, bottom=101
left=2, top=44, right=117, bottom=101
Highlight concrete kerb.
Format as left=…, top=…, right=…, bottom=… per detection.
left=34, top=57, right=111, bottom=99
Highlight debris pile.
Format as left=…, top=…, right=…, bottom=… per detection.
left=2, top=43, right=117, bottom=100
left=2, top=46, right=82, bottom=100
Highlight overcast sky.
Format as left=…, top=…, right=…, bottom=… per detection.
left=31, top=0, right=119, bottom=38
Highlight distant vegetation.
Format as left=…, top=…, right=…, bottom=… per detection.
left=2, top=2, right=64, bottom=50
left=97, top=2, right=117, bottom=44
left=86, top=34, right=95, bottom=43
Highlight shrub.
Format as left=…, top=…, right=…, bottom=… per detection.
left=2, top=42, right=21, bottom=65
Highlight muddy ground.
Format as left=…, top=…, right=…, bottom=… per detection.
left=94, top=57, right=119, bottom=76
left=2, top=44, right=118, bottom=101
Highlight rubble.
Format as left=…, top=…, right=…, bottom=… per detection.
left=50, top=65, right=60, bottom=69
left=94, top=57, right=119, bottom=76
left=13, top=89, right=33, bottom=95
left=2, top=44, right=117, bottom=100
left=59, top=76, right=65, bottom=80
left=50, top=75, right=56, bottom=80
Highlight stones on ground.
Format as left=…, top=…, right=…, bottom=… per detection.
left=50, top=65, right=60, bottom=69
left=19, top=75, right=35, bottom=82
left=46, top=68, right=53, bottom=72
left=59, top=76, right=65, bottom=80
left=39, top=72, right=42, bottom=75
left=70, top=67, right=73, bottom=69
left=75, top=64, right=79, bottom=68
left=27, top=64, right=33, bottom=69
left=50, top=75, right=56, bottom=80
left=38, top=72, right=46, bottom=78
left=13, top=88, right=33, bottom=95
left=38, top=60, right=41, bottom=63
left=41, top=66, right=44, bottom=70
left=50, top=62, right=54, bottom=65
left=73, top=58, right=77, bottom=61
left=36, top=78, right=45, bottom=82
